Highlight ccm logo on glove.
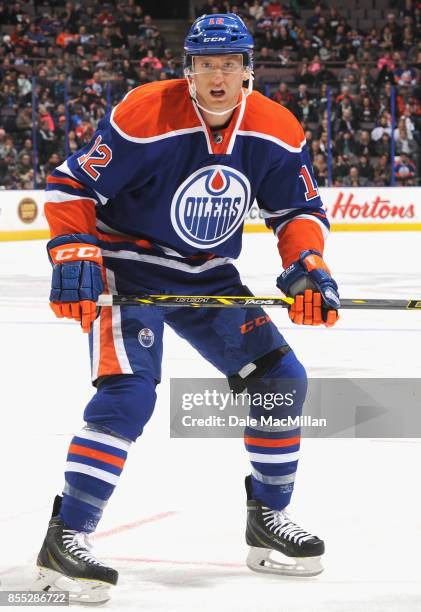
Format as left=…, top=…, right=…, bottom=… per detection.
left=276, top=250, right=340, bottom=327
left=50, top=244, right=102, bottom=264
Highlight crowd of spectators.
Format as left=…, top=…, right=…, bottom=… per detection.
left=0, top=0, right=419, bottom=189
left=240, top=0, right=420, bottom=187
left=0, top=0, right=180, bottom=188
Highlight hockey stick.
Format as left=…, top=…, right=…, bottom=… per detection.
left=97, top=295, right=421, bottom=310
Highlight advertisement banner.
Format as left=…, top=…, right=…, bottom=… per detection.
left=0, top=190, right=49, bottom=240
left=0, top=187, right=420, bottom=241
left=245, top=186, right=421, bottom=232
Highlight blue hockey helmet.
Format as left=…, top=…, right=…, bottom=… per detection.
left=184, top=13, right=254, bottom=71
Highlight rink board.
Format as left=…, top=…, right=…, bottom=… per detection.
left=0, top=187, right=420, bottom=240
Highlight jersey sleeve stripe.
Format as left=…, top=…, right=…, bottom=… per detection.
left=259, top=206, right=302, bottom=220
left=44, top=189, right=97, bottom=204
left=47, top=175, right=85, bottom=190
left=50, top=166, right=108, bottom=205
left=265, top=207, right=329, bottom=233
left=45, top=180, right=98, bottom=200
left=274, top=214, right=330, bottom=239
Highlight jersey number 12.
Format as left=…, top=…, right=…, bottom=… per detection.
left=299, top=165, right=319, bottom=201
left=78, top=135, right=112, bottom=181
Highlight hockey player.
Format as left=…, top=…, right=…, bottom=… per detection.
left=36, top=14, right=340, bottom=602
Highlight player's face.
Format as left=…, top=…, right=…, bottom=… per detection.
left=191, top=54, right=248, bottom=114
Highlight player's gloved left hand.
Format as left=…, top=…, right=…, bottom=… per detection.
left=276, top=250, right=340, bottom=327
left=47, top=234, right=104, bottom=333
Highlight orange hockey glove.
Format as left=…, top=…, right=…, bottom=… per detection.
left=48, top=234, right=104, bottom=333
left=277, top=250, right=340, bottom=327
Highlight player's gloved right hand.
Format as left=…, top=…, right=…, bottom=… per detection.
left=47, top=234, right=104, bottom=333
left=276, top=250, right=340, bottom=327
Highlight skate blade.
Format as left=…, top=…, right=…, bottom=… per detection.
left=33, top=566, right=113, bottom=604
left=246, top=547, right=324, bottom=577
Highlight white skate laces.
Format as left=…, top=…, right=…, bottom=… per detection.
left=261, top=507, right=314, bottom=546
left=62, top=530, right=104, bottom=566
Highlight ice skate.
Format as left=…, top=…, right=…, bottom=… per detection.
left=245, top=476, right=324, bottom=577
left=34, top=496, right=118, bottom=603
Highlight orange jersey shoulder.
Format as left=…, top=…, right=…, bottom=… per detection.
left=242, top=90, right=305, bottom=150
left=110, top=79, right=201, bottom=140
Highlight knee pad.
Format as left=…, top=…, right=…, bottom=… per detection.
left=263, top=349, right=307, bottom=389
left=84, top=372, right=157, bottom=442
left=228, top=346, right=291, bottom=394
left=244, top=349, right=307, bottom=421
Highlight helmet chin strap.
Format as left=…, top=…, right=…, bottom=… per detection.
left=185, top=70, right=254, bottom=117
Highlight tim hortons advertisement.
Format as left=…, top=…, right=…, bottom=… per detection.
left=245, top=187, right=421, bottom=231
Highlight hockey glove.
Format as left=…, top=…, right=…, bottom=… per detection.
left=277, top=250, right=340, bottom=327
left=47, top=233, right=104, bottom=333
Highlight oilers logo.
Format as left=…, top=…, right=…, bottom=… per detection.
left=138, top=328, right=155, bottom=348
left=171, top=165, right=251, bottom=249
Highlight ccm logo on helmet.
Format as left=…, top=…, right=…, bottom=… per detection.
left=50, top=244, right=102, bottom=264
left=203, top=36, right=227, bottom=42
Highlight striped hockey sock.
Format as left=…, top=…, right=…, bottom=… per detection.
left=60, top=427, right=131, bottom=532
left=244, top=425, right=300, bottom=510
left=244, top=350, right=306, bottom=509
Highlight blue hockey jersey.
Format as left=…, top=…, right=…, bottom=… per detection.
left=45, top=79, right=329, bottom=290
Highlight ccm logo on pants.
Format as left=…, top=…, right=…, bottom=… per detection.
left=240, top=315, right=271, bottom=334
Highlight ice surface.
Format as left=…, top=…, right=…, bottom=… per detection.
left=0, top=232, right=420, bottom=611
